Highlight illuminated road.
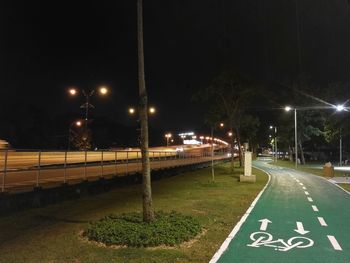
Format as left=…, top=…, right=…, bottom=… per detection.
left=212, top=160, right=350, bottom=263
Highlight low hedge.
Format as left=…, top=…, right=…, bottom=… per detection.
left=84, top=211, right=202, bottom=247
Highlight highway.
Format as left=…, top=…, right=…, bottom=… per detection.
left=0, top=145, right=228, bottom=193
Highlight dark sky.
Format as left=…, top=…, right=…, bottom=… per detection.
left=1, top=0, right=350, bottom=133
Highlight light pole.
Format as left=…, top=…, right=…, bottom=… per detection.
left=128, top=106, right=156, bottom=146
left=269, top=125, right=278, bottom=162
left=165, top=133, right=172, bottom=147
left=68, top=86, right=109, bottom=149
left=67, top=120, right=82, bottom=150
left=285, top=106, right=298, bottom=169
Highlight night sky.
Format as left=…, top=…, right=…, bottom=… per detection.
left=1, top=0, right=350, bottom=147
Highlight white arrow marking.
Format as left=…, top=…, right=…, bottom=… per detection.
left=304, top=191, right=310, bottom=195
left=307, top=197, right=313, bottom=202
left=312, top=205, right=319, bottom=212
left=294, top=222, right=310, bottom=235
left=318, top=217, right=328, bottom=226
left=327, top=235, right=342, bottom=251
left=258, top=219, right=272, bottom=231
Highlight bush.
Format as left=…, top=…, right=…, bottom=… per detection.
left=84, top=211, right=202, bottom=247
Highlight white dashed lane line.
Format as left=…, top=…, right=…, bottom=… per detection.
left=304, top=191, right=310, bottom=195
left=318, top=217, right=328, bottom=226
left=307, top=197, right=314, bottom=202
left=312, top=205, right=319, bottom=212
left=327, top=235, right=343, bottom=251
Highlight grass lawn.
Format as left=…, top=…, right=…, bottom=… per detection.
left=270, top=160, right=346, bottom=177
left=0, top=163, right=268, bottom=263
left=338, top=184, right=350, bottom=192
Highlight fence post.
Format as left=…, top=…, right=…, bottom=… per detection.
left=101, top=150, right=104, bottom=177
left=114, top=151, right=117, bottom=176
left=36, top=150, right=41, bottom=187
left=84, top=150, right=87, bottom=180
left=64, top=150, right=68, bottom=184
left=2, top=149, right=8, bottom=192
left=126, top=151, right=129, bottom=175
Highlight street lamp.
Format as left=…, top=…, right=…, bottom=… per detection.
left=269, top=125, right=278, bottom=162
left=68, top=86, right=109, bottom=149
left=128, top=106, right=157, bottom=146
left=67, top=120, right=82, bottom=150
left=165, top=133, right=172, bottom=147
left=335, top=104, right=346, bottom=166
left=165, top=133, right=172, bottom=146
left=285, top=106, right=298, bottom=169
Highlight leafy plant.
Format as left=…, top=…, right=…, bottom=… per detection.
left=84, top=211, right=202, bottom=247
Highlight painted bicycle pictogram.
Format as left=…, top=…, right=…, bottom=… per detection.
left=247, top=231, right=314, bottom=252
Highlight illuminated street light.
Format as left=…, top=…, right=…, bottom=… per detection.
left=336, top=104, right=345, bottom=112
left=128, top=107, right=136, bottom=115
left=228, top=132, right=233, bottom=137
left=269, top=125, right=278, bottom=162
left=149, top=107, right=156, bottom=114
left=285, top=106, right=292, bottom=112
left=99, top=86, right=108, bottom=95
left=165, top=133, right=172, bottom=147
left=285, top=106, right=298, bottom=168
left=220, top=122, right=224, bottom=128
left=68, top=86, right=110, bottom=150
left=68, top=120, right=83, bottom=150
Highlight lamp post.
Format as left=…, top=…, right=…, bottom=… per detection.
left=67, top=120, right=82, bottom=150
left=128, top=106, right=156, bottom=146
left=165, top=133, right=172, bottom=147
left=68, top=86, right=109, bottom=149
left=269, top=125, right=278, bottom=162
left=69, top=86, right=108, bottom=130
left=285, top=106, right=298, bottom=169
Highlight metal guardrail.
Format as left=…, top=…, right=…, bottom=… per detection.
left=0, top=148, right=229, bottom=193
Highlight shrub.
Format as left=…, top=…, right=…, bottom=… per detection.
left=84, top=211, right=202, bottom=247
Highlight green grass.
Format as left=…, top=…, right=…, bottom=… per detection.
left=270, top=160, right=345, bottom=177
left=0, top=163, right=268, bottom=263
left=338, top=184, right=350, bottom=192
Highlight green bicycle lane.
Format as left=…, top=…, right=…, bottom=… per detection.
left=211, top=160, right=350, bottom=263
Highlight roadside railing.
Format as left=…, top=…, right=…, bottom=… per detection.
left=0, top=148, right=230, bottom=193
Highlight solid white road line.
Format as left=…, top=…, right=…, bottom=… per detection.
left=312, top=205, right=319, bottom=212
left=304, top=191, right=310, bottom=195
left=327, top=235, right=343, bottom=251
left=318, top=217, right=328, bottom=226
left=209, top=167, right=271, bottom=263
left=307, top=197, right=313, bottom=202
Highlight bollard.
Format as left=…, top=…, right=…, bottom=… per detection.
left=2, top=149, right=8, bottom=192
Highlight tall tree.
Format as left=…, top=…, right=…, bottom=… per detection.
left=197, top=70, right=258, bottom=169
left=137, top=0, right=154, bottom=222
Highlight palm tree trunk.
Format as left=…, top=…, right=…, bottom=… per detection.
left=137, top=0, right=154, bottom=222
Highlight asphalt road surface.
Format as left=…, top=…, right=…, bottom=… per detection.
left=212, top=159, right=350, bottom=263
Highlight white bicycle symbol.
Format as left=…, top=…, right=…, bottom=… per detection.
left=247, top=232, right=314, bottom=252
